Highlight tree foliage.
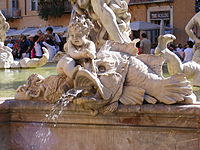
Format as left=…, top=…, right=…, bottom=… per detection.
left=38, top=0, right=67, bottom=20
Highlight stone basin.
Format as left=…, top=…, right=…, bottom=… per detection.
left=1, top=63, right=200, bottom=150
left=1, top=98, right=200, bottom=150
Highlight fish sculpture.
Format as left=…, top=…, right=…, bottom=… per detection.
left=66, top=42, right=196, bottom=114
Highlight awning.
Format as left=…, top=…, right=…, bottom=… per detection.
left=6, top=27, right=36, bottom=36
left=6, top=26, right=68, bottom=37
left=22, top=26, right=67, bottom=36
left=6, top=29, right=17, bottom=34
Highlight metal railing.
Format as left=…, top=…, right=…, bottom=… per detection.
left=1, top=8, right=21, bottom=19
left=129, top=0, right=174, bottom=5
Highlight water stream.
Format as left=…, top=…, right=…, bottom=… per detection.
left=30, top=88, right=83, bottom=149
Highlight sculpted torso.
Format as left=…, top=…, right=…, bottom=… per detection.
left=185, top=12, right=200, bottom=64
left=71, top=0, right=131, bottom=47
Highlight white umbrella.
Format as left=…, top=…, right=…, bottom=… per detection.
left=130, top=21, right=160, bottom=31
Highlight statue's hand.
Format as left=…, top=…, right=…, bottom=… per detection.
left=0, top=42, right=3, bottom=48
left=121, top=1, right=128, bottom=10
left=84, top=49, right=96, bottom=59
left=194, top=38, right=200, bottom=44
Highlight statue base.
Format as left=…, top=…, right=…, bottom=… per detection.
left=1, top=98, right=200, bottom=150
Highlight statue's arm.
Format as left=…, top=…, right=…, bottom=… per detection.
left=185, top=15, right=200, bottom=43
left=85, top=41, right=96, bottom=59
left=67, top=41, right=86, bottom=59
left=73, top=3, right=85, bottom=15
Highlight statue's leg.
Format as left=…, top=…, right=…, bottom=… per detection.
left=90, top=0, right=129, bottom=43
left=57, top=57, right=78, bottom=79
left=192, top=47, right=200, bottom=64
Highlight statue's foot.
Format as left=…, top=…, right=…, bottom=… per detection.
left=71, top=65, right=82, bottom=79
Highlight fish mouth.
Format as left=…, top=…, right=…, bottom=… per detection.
left=74, top=69, right=112, bottom=102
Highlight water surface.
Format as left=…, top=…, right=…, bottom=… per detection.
left=0, top=63, right=57, bottom=97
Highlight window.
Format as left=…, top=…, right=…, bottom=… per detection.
left=30, top=0, right=38, bottom=11
left=196, top=0, right=200, bottom=12
left=12, top=0, right=18, bottom=8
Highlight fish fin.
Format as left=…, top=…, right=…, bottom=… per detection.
left=144, top=94, right=157, bottom=104
left=155, top=73, right=194, bottom=104
left=136, top=54, right=164, bottom=77
left=119, top=86, right=145, bottom=105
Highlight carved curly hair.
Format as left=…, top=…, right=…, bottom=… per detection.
left=68, top=16, right=94, bottom=36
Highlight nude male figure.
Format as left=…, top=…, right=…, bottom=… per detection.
left=185, top=12, right=200, bottom=64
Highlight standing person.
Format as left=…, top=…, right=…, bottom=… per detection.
left=176, top=43, right=184, bottom=61
left=33, top=35, right=43, bottom=58
left=42, top=34, right=56, bottom=61
left=46, top=27, right=61, bottom=52
left=183, top=41, right=194, bottom=63
left=27, top=34, right=35, bottom=58
left=140, top=33, right=151, bottom=54
left=19, top=35, right=30, bottom=58
left=36, top=29, right=43, bottom=37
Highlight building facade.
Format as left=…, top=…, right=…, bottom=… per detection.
left=128, top=0, right=196, bottom=44
left=0, top=0, right=71, bottom=29
left=0, top=0, right=197, bottom=44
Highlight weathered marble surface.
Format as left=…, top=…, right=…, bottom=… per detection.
left=1, top=98, right=200, bottom=150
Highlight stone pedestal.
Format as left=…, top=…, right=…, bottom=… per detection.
left=1, top=98, right=200, bottom=150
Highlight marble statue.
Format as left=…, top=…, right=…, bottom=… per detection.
left=0, top=11, right=13, bottom=68
left=15, top=40, right=196, bottom=114
left=0, top=11, right=9, bottom=43
left=15, top=73, right=73, bottom=103
left=56, top=16, right=96, bottom=79
left=70, top=0, right=131, bottom=48
left=0, top=46, right=49, bottom=69
left=0, top=11, right=49, bottom=69
left=185, top=12, right=200, bottom=64
left=155, top=34, right=200, bottom=87
left=18, top=47, right=49, bottom=68
left=15, top=4, right=197, bottom=115
left=0, top=42, right=14, bottom=68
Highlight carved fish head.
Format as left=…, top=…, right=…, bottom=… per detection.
left=73, top=45, right=129, bottom=110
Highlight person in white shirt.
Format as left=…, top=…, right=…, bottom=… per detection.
left=42, top=34, right=56, bottom=61
left=183, top=41, right=194, bottom=63
left=33, top=35, right=43, bottom=58
left=34, top=42, right=43, bottom=58
left=46, top=27, right=61, bottom=52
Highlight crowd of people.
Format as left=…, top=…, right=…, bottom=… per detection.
left=135, top=33, right=195, bottom=63
left=5, top=27, right=65, bottom=61
left=4, top=26, right=196, bottom=64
